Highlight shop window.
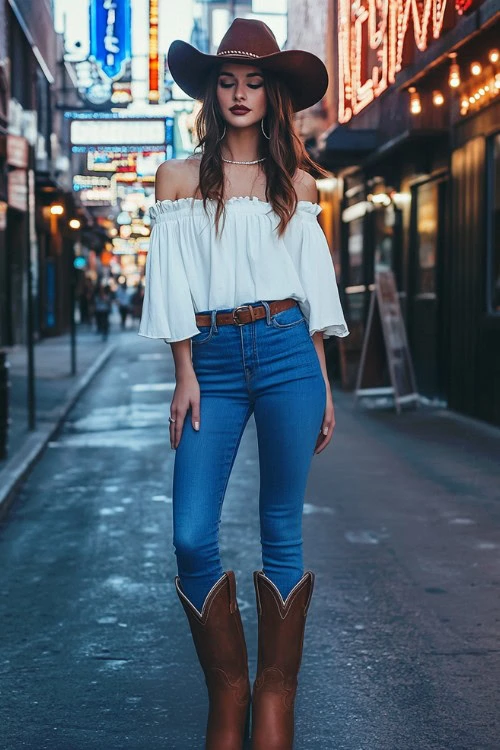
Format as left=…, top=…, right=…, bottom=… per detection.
left=415, top=181, right=438, bottom=297
left=374, top=204, right=396, bottom=273
left=487, top=133, right=500, bottom=314
left=347, top=216, right=364, bottom=287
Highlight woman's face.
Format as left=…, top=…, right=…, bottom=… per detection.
left=216, top=63, right=267, bottom=129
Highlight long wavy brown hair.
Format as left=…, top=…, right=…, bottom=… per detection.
left=191, top=63, right=329, bottom=238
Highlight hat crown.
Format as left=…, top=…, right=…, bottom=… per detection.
left=217, top=18, right=280, bottom=59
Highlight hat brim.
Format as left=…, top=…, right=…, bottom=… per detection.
left=167, top=40, right=328, bottom=113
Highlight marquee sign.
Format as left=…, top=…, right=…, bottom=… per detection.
left=90, top=0, right=132, bottom=80
left=338, top=0, right=481, bottom=123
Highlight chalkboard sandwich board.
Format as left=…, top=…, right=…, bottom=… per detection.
left=355, top=270, right=419, bottom=414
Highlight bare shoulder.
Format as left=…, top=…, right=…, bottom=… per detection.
left=293, top=169, right=318, bottom=203
left=155, top=156, right=201, bottom=201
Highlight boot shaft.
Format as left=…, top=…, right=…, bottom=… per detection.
left=250, top=571, right=315, bottom=749
left=175, top=571, right=249, bottom=683
left=175, top=571, right=251, bottom=749
left=253, top=570, right=315, bottom=679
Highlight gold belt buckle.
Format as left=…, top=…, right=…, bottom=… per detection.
left=232, top=305, right=252, bottom=326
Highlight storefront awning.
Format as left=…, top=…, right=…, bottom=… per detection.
left=319, top=126, right=379, bottom=169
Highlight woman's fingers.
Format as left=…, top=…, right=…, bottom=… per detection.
left=314, top=399, right=335, bottom=455
left=169, top=414, right=179, bottom=450
left=170, top=401, right=200, bottom=449
left=174, top=413, right=185, bottom=449
left=314, top=418, right=335, bottom=454
left=191, top=404, right=200, bottom=432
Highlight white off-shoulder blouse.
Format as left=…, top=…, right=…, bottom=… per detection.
left=138, top=196, right=349, bottom=343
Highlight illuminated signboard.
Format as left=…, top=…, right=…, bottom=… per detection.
left=149, top=0, right=160, bottom=104
left=87, top=151, right=166, bottom=174
left=73, top=175, right=115, bottom=205
left=338, top=0, right=481, bottom=123
left=71, top=119, right=166, bottom=147
left=87, top=151, right=135, bottom=172
left=79, top=187, right=114, bottom=206
left=90, top=0, right=132, bottom=80
left=90, top=151, right=166, bottom=176
left=73, top=175, right=112, bottom=190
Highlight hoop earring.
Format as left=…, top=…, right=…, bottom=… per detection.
left=261, top=118, right=270, bottom=140
left=217, top=123, right=226, bottom=142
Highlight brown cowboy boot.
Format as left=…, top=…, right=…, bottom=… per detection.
left=175, top=570, right=251, bottom=750
left=250, top=570, right=315, bottom=750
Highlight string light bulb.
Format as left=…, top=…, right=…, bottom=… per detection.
left=470, top=61, right=482, bottom=76
left=408, top=87, right=421, bottom=115
left=448, top=53, right=461, bottom=88
left=432, top=90, right=444, bottom=106
left=489, top=49, right=500, bottom=64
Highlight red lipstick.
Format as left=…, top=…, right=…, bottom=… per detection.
left=230, top=105, right=250, bottom=114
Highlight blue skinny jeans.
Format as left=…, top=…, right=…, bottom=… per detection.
left=172, top=299, right=326, bottom=613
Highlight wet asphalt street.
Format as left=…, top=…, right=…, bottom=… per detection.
left=1, top=330, right=499, bottom=750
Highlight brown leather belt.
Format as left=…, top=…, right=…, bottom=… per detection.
left=195, top=298, right=298, bottom=327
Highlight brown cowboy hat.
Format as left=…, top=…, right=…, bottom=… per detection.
left=167, top=18, right=328, bottom=113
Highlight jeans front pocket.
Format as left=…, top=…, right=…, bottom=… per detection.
left=191, top=325, right=214, bottom=345
left=271, top=304, right=306, bottom=329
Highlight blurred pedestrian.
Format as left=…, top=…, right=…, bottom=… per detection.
left=130, top=283, right=144, bottom=323
left=79, top=276, right=94, bottom=326
left=115, top=281, right=131, bottom=329
left=94, top=284, right=112, bottom=341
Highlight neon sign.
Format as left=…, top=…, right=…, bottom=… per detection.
left=149, top=0, right=160, bottom=104
left=338, top=0, right=481, bottom=123
left=90, top=0, right=132, bottom=80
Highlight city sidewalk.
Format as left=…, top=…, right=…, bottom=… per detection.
left=0, top=332, right=499, bottom=749
left=0, top=319, right=127, bottom=519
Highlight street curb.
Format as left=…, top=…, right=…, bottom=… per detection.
left=0, top=342, right=117, bottom=524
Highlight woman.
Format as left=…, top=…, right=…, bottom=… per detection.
left=139, top=18, right=349, bottom=750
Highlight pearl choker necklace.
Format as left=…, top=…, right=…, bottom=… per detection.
left=222, top=156, right=266, bottom=165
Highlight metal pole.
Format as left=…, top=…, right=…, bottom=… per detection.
left=70, top=242, right=76, bottom=375
left=0, top=350, right=9, bottom=459
left=26, top=155, right=35, bottom=430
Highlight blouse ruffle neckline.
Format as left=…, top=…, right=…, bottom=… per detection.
left=149, top=196, right=322, bottom=222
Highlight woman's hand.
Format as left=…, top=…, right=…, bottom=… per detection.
left=169, top=371, right=201, bottom=449
left=313, top=385, right=335, bottom=455
left=310, top=331, right=335, bottom=454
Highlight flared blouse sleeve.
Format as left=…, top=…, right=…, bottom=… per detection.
left=284, top=204, right=349, bottom=339
left=138, top=205, right=200, bottom=343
